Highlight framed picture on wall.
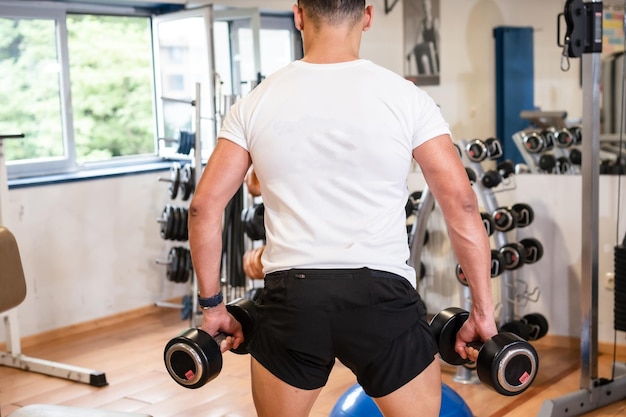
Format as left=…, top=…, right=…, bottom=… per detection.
left=403, top=0, right=440, bottom=86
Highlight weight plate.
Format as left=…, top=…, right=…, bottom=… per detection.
left=169, top=163, right=181, bottom=200
left=180, top=164, right=195, bottom=201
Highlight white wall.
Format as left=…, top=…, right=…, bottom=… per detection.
left=0, top=0, right=618, bottom=345
left=1, top=173, right=188, bottom=339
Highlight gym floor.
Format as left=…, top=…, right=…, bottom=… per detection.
left=0, top=304, right=625, bottom=417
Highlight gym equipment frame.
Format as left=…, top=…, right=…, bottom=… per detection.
left=537, top=1, right=626, bottom=415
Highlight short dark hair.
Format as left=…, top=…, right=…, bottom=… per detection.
left=298, top=0, right=366, bottom=27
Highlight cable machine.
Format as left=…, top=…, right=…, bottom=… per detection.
left=537, top=1, right=626, bottom=414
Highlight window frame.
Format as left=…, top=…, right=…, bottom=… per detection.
left=1, top=1, right=302, bottom=184
left=1, top=1, right=161, bottom=181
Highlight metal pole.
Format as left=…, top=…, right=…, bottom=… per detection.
left=579, top=36, right=601, bottom=391
left=537, top=2, right=626, bottom=414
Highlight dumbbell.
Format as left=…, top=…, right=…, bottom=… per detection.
left=491, top=204, right=533, bottom=232
left=569, top=126, right=582, bottom=144
left=455, top=250, right=505, bottom=285
left=520, top=238, right=544, bottom=264
left=557, top=157, right=571, bottom=174
left=500, top=313, right=549, bottom=341
left=465, top=167, right=477, bottom=184
left=510, top=203, right=534, bottom=228
left=569, top=148, right=582, bottom=166
left=481, top=160, right=515, bottom=189
left=164, top=298, right=257, bottom=389
left=429, top=307, right=539, bottom=396
left=540, top=130, right=556, bottom=151
left=242, top=203, right=266, bottom=241
left=480, top=212, right=495, bottom=236
left=554, top=128, right=574, bottom=148
left=538, top=153, right=556, bottom=173
left=491, top=207, right=517, bottom=232
left=522, top=131, right=545, bottom=154
left=499, top=242, right=527, bottom=270
left=465, top=139, right=489, bottom=162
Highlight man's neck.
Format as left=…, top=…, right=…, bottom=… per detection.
left=301, top=26, right=362, bottom=64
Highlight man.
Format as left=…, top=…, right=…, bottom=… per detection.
left=188, top=1, right=498, bottom=416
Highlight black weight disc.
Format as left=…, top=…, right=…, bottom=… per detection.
left=169, top=162, right=181, bottom=200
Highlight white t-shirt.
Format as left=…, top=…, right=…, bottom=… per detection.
left=219, top=59, right=450, bottom=287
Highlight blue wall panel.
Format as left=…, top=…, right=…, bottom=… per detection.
left=494, top=26, right=534, bottom=164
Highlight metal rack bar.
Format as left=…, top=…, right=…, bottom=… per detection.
left=537, top=1, right=626, bottom=413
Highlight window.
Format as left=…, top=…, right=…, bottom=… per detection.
left=0, top=2, right=301, bottom=181
left=0, top=3, right=158, bottom=179
left=0, top=16, right=65, bottom=162
left=67, top=14, right=156, bottom=163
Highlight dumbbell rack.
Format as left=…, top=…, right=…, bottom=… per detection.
left=155, top=83, right=205, bottom=327
left=462, top=139, right=544, bottom=383
left=409, top=138, right=543, bottom=384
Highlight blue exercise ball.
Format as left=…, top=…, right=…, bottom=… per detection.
left=329, top=383, right=473, bottom=417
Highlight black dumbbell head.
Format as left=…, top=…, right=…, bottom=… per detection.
left=557, top=156, right=571, bottom=174
left=242, top=203, right=266, bottom=241
left=499, top=242, right=526, bottom=270
left=475, top=332, right=538, bottom=396
left=465, top=167, right=477, bottom=184
left=226, top=298, right=258, bottom=354
left=484, top=137, right=503, bottom=160
left=499, top=320, right=531, bottom=340
left=164, top=328, right=223, bottom=389
left=511, top=203, right=534, bottom=228
left=523, top=132, right=544, bottom=154
left=497, top=160, right=515, bottom=179
left=523, top=313, right=549, bottom=340
left=429, top=307, right=469, bottom=366
left=481, top=212, right=495, bottom=236
left=538, top=154, right=556, bottom=172
left=555, top=129, right=574, bottom=148
left=466, top=139, right=488, bottom=162
left=520, top=238, right=544, bottom=264
left=481, top=170, right=502, bottom=189
left=490, top=249, right=505, bottom=277
left=492, top=207, right=517, bottom=232
left=455, top=264, right=468, bottom=286
left=569, top=148, right=582, bottom=165
left=540, top=130, right=555, bottom=150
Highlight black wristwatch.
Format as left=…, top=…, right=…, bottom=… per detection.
left=197, top=291, right=223, bottom=309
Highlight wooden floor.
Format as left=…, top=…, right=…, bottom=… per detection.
left=1, top=305, right=626, bottom=417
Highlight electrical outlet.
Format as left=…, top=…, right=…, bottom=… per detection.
left=605, top=272, right=615, bottom=290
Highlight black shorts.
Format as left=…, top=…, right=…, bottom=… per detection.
left=247, top=267, right=439, bottom=398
